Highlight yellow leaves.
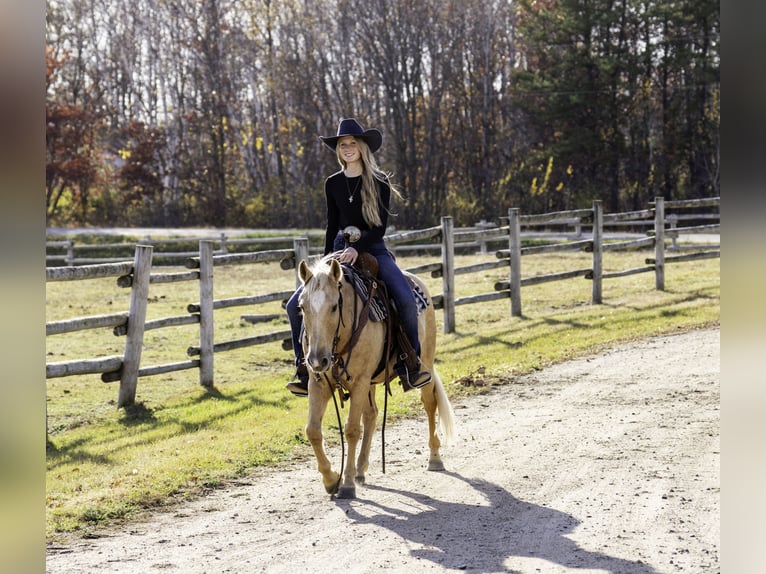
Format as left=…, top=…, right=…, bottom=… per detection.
left=530, top=156, right=554, bottom=196
left=543, top=155, right=553, bottom=187
left=249, top=131, right=302, bottom=157
left=530, top=157, right=571, bottom=196
left=118, top=148, right=131, bottom=160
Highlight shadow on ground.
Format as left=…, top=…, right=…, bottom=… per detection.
left=337, top=471, right=655, bottom=574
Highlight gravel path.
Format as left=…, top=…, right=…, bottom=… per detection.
left=47, top=328, right=720, bottom=574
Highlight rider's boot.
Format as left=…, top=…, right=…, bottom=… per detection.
left=286, top=363, right=310, bottom=397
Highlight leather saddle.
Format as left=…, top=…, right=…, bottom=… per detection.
left=342, top=254, right=423, bottom=388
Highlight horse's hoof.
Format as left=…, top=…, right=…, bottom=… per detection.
left=355, top=475, right=366, bottom=485
left=325, top=483, right=339, bottom=495
left=322, top=471, right=341, bottom=495
left=428, top=459, right=445, bottom=472
left=336, top=485, right=356, bottom=499
left=324, top=477, right=340, bottom=495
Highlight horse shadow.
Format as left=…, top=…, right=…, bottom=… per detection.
left=336, top=471, right=656, bottom=574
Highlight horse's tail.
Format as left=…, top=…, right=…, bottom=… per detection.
left=432, top=368, right=457, bottom=446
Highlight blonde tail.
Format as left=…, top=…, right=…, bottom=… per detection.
left=432, top=368, right=456, bottom=446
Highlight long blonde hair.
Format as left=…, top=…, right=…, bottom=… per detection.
left=336, top=137, right=403, bottom=228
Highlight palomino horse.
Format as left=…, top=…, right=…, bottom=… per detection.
left=297, top=256, right=456, bottom=498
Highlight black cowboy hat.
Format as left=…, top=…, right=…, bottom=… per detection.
left=319, top=118, right=382, bottom=153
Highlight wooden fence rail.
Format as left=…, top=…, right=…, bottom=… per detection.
left=45, top=232, right=328, bottom=266
left=46, top=197, right=719, bottom=408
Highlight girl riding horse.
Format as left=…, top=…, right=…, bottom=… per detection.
left=285, top=118, right=431, bottom=396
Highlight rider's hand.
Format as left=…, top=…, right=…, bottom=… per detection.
left=338, top=247, right=358, bottom=265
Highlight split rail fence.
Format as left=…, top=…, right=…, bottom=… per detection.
left=46, top=197, right=719, bottom=408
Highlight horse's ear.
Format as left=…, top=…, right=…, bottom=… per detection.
left=329, top=257, right=342, bottom=283
left=298, top=259, right=313, bottom=284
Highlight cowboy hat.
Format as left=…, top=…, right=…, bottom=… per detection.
left=319, top=118, right=382, bottom=153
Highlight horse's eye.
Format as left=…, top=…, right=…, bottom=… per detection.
left=331, top=304, right=338, bottom=312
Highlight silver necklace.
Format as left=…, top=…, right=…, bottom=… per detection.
left=345, top=175, right=361, bottom=204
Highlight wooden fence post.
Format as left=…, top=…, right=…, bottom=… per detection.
left=654, top=197, right=665, bottom=290
left=198, top=240, right=215, bottom=388
left=118, top=244, right=153, bottom=407
left=66, top=239, right=75, bottom=266
left=293, top=237, right=310, bottom=288
left=509, top=208, right=522, bottom=317
left=440, top=216, right=455, bottom=334
left=591, top=200, right=603, bottom=304
left=667, top=214, right=679, bottom=251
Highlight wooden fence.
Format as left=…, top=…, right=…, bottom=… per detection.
left=46, top=197, right=719, bottom=408
left=44, top=232, right=327, bottom=266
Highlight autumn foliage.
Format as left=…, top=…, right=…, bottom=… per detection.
left=45, top=0, right=719, bottom=228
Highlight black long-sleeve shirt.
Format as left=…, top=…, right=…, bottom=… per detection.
left=323, top=170, right=391, bottom=255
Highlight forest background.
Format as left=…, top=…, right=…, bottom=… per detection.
left=45, top=0, right=720, bottom=230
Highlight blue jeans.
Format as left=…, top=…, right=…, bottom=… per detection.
left=286, top=235, right=421, bottom=367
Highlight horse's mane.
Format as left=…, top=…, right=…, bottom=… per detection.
left=302, top=256, right=345, bottom=297
left=312, top=254, right=336, bottom=274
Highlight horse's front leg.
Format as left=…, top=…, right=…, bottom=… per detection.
left=306, top=377, right=340, bottom=495
left=355, top=384, right=378, bottom=485
left=336, top=387, right=368, bottom=499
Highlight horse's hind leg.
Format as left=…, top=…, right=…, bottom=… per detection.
left=418, top=299, right=445, bottom=471
left=355, top=385, right=378, bottom=485
left=420, top=378, right=445, bottom=471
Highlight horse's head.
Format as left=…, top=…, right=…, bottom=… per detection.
left=298, top=257, right=347, bottom=374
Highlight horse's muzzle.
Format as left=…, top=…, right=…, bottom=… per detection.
left=306, top=352, right=333, bottom=373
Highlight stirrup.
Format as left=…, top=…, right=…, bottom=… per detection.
left=286, top=365, right=309, bottom=397
left=286, top=380, right=308, bottom=396
left=396, top=357, right=431, bottom=392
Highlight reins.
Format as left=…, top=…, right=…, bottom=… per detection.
left=380, top=285, right=395, bottom=474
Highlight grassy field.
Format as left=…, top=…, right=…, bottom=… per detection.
left=45, top=246, right=720, bottom=542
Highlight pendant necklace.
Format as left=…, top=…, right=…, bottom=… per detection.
left=345, top=175, right=361, bottom=204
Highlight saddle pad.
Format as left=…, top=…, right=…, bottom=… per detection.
left=343, top=266, right=429, bottom=322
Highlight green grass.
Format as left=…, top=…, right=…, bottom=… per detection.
left=45, top=247, right=719, bottom=541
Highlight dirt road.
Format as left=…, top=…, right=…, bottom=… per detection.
left=47, top=328, right=719, bottom=574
